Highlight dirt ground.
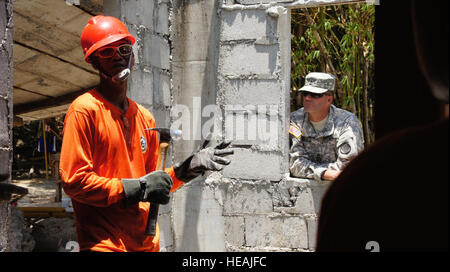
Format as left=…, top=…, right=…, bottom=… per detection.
left=12, top=178, right=60, bottom=206
left=9, top=178, right=77, bottom=252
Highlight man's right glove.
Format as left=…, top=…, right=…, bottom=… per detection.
left=173, top=139, right=234, bottom=183
left=121, top=171, right=173, bottom=207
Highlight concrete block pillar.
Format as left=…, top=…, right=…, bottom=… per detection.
left=169, top=0, right=295, bottom=252
left=218, top=4, right=291, bottom=181
left=169, top=0, right=224, bottom=252
left=0, top=0, right=14, bottom=252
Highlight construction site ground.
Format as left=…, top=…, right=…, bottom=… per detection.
left=10, top=178, right=77, bottom=252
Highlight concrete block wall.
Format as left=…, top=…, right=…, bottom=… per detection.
left=169, top=0, right=223, bottom=252
left=107, top=0, right=364, bottom=252
left=209, top=0, right=299, bottom=251
left=217, top=2, right=290, bottom=178
left=0, top=0, right=13, bottom=252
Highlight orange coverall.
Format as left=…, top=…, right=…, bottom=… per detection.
left=59, top=89, right=184, bottom=252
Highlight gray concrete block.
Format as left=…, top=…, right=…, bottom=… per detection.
left=171, top=29, right=212, bottom=63
left=224, top=216, right=245, bottom=247
left=223, top=182, right=273, bottom=215
left=171, top=61, right=208, bottom=104
left=151, top=108, right=171, bottom=129
left=171, top=0, right=217, bottom=63
left=121, top=0, right=154, bottom=29
left=0, top=100, right=10, bottom=148
left=0, top=2, right=7, bottom=32
left=0, top=151, right=10, bottom=176
left=220, top=43, right=278, bottom=78
left=158, top=196, right=173, bottom=214
left=171, top=60, right=221, bottom=143
left=306, top=216, right=318, bottom=250
left=310, top=183, right=332, bottom=215
left=158, top=213, right=173, bottom=251
left=293, top=187, right=315, bottom=214
left=223, top=105, right=281, bottom=150
left=127, top=68, right=153, bottom=106
left=221, top=79, right=281, bottom=105
left=245, top=215, right=308, bottom=249
left=221, top=9, right=277, bottom=41
left=222, top=0, right=235, bottom=5
left=103, top=0, right=121, bottom=19
left=172, top=184, right=226, bottom=251
left=273, top=177, right=332, bottom=215
left=156, top=2, right=169, bottom=35
left=143, top=34, right=170, bottom=70
left=0, top=50, right=12, bottom=96
left=222, top=149, right=283, bottom=181
left=158, top=72, right=171, bottom=107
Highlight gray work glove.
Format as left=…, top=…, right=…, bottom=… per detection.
left=121, top=170, right=173, bottom=207
left=173, top=139, right=234, bottom=183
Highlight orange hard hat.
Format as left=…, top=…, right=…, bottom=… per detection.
left=81, top=15, right=136, bottom=63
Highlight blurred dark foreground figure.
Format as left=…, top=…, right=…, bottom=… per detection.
left=316, top=0, right=449, bottom=251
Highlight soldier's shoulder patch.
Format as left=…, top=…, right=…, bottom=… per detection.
left=289, top=123, right=302, bottom=139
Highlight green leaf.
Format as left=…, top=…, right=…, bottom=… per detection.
left=324, top=21, right=332, bottom=31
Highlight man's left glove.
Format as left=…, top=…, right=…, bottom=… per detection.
left=173, top=139, right=234, bottom=183
left=121, top=170, right=173, bottom=207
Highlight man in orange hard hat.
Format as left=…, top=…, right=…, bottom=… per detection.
left=59, top=15, right=234, bottom=252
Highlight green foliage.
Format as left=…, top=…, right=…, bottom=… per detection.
left=291, top=3, right=375, bottom=146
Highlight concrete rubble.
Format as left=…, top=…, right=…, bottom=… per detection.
left=4, top=178, right=77, bottom=252
left=31, top=217, right=77, bottom=252
left=7, top=208, right=34, bottom=252
left=8, top=209, right=77, bottom=252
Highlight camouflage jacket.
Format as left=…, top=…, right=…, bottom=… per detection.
left=289, top=104, right=364, bottom=180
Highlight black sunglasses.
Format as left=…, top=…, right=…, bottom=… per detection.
left=301, top=91, right=328, bottom=98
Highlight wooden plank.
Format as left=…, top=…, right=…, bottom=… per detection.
left=13, top=11, right=79, bottom=58
left=14, top=45, right=98, bottom=90
left=13, top=0, right=86, bottom=32
left=21, top=212, right=71, bottom=219
left=13, top=42, right=39, bottom=65
left=13, top=69, right=39, bottom=87
left=12, top=1, right=96, bottom=71
left=17, top=205, right=72, bottom=219
left=18, top=207, right=66, bottom=213
left=14, top=88, right=89, bottom=116
left=13, top=87, right=49, bottom=105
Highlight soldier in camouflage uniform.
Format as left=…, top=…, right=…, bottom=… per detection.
left=290, top=72, right=364, bottom=181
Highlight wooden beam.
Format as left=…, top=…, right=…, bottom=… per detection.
left=14, top=88, right=91, bottom=115
left=13, top=41, right=98, bottom=76
left=18, top=207, right=66, bottom=213
left=17, top=206, right=71, bottom=219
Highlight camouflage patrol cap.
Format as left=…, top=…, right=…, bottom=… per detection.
left=300, top=72, right=336, bottom=94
